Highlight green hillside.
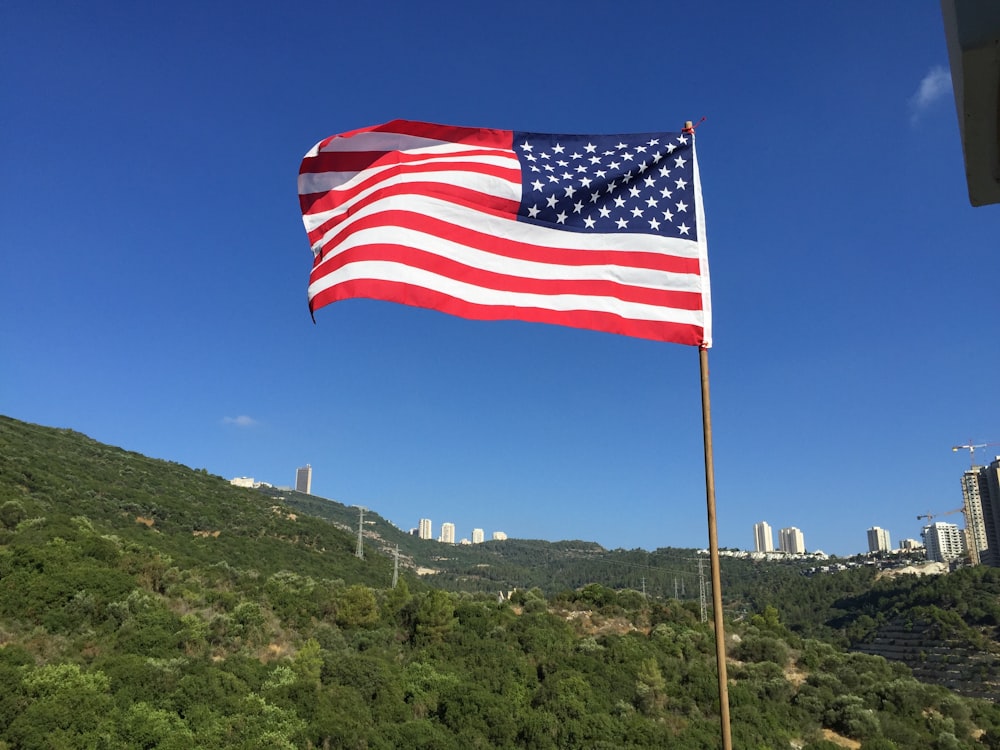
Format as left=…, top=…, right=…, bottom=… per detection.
left=3, top=414, right=1000, bottom=749
left=272, top=483, right=829, bottom=604
left=0, top=416, right=399, bottom=586
left=305, top=480, right=1000, bottom=704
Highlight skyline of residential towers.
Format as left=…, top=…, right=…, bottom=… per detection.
left=269, top=459, right=1000, bottom=564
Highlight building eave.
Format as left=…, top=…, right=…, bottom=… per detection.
left=941, top=0, right=1000, bottom=206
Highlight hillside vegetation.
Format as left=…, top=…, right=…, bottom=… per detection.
left=286, top=467, right=1000, bottom=694
left=2, top=415, right=1000, bottom=749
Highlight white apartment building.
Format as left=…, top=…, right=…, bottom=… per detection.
left=418, top=518, right=433, bottom=540
left=922, top=522, right=966, bottom=563
left=867, top=526, right=891, bottom=553
left=472, top=528, right=485, bottom=544
left=492, top=531, right=508, bottom=541
left=440, top=522, right=456, bottom=544
left=753, top=522, right=774, bottom=553
left=778, top=527, right=805, bottom=554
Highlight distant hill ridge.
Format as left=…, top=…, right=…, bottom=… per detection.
left=3, top=413, right=1000, bottom=704
left=0, top=415, right=396, bottom=587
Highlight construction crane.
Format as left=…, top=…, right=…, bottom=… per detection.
left=951, top=440, right=1000, bottom=469
left=916, top=507, right=963, bottom=522
left=936, top=440, right=1000, bottom=565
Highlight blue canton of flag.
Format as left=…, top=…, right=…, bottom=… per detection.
left=514, top=131, right=698, bottom=241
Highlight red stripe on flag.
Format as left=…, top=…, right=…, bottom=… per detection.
left=309, top=279, right=705, bottom=345
left=354, top=120, right=514, bottom=149
left=309, top=245, right=704, bottom=311
left=302, top=146, right=518, bottom=178
left=311, top=209, right=702, bottom=277
left=301, top=161, right=521, bottom=218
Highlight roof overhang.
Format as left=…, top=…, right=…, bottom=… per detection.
left=941, top=0, right=1000, bottom=206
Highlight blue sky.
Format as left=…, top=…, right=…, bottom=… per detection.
left=2, top=1, right=996, bottom=557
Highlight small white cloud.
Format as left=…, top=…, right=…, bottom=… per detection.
left=910, top=66, right=952, bottom=123
left=222, top=415, right=258, bottom=428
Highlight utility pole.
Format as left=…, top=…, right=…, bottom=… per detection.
left=355, top=506, right=366, bottom=560
left=697, top=557, right=708, bottom=624
left=391, top=545, right=399, bottom=588
left=641, top=577, right=646, bottom=597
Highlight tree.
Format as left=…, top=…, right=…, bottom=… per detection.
left=436, top=682, right=518, bottom=746
left=402, top=661, right=460, bottom=720
left=0, top=500, right=26, bottom=529
left=635, top=657, right=667, bottom=715
left=118, top=702, right=196, bottom=749
left=291, top=639, right=323, bottom=685
left=414, top=590, right=456, bottom=645
left=215, top=694, right=305, bottom=749
left=860, top=739, right=899, bottom=750
left=750, top=604, right=786, bottom=635
left=335, top=584, right=379, bottom=629
left=6, top=663, right=116, bottom=749
left=734, top=633, right=789, bottom=666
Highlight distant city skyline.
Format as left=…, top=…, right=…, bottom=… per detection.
left=230, top=466, right=1000, bottom=561
left=412, top=517, right=504, bottom=545
left=247, top=461, right=1000, bottom=563
left=282, top=465, right=939, bottom=558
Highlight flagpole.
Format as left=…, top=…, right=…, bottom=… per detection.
left=700, top=344, right=732, bottom=750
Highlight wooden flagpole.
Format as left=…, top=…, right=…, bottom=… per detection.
left=700, top=344, right=733, bottom=750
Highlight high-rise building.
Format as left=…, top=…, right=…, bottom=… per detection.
left=981, top=457, right=1000, bottom=567
left=778, top=527, right=805, bottom=554
left=295, top=465, right=312, bottom=494
left=867, top=526, right=891, bottom=553
left=492, top=531, right=508, bottom=541
left=418, top=518, right=433, bottom=540
left=440, top=522, right=456, bottom=544
left=922, top=522, right=965, bottom=563
left=753, top=522, right=773, bottom=553
left=960, top=468, right=989, bottom=565
left=961, top=457, right=1000, bottom=567
left=472, top=528, right=485, bottom=544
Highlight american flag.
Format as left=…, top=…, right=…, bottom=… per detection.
left=298, top=119, right=711, bottom=346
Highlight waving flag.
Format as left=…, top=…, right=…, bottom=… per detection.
left=298, top=119, right=711, bottom=346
